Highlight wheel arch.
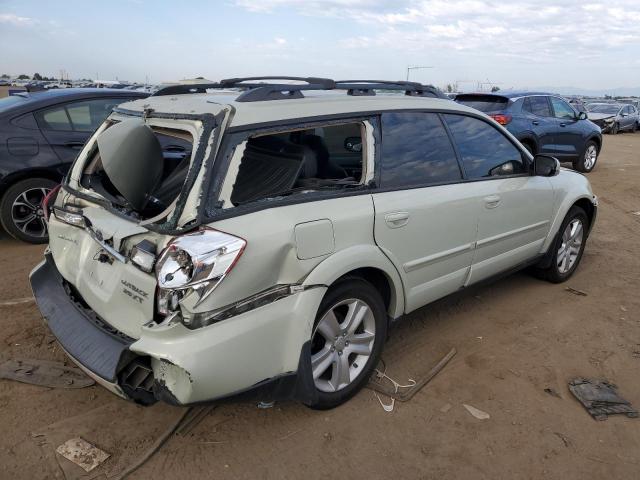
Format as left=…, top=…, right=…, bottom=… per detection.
left=586, top=134, right=601, bottom=153
left=0, top=168, right=63, bottom=197
left=541, top=194, right=597, bottom=254
left=302, top=245, right=405, bottom=319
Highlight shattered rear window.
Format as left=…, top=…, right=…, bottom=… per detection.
left=80, top=121, right=193, bottom=219
left=219, top=122, right=366, bottom=208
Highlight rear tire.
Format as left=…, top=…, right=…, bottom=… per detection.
left=533, top=206, right=589, bottom=283
left=0, top=178, right=56, bottom=243
left=305, top=277, right=387, bottom=410
left=573, top=140, right=598, bottom=173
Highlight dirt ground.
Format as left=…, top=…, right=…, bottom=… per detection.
left=1, top=134, right=639, bottom=480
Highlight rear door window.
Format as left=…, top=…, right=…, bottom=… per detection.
left=443, top=114, right=525, bottom=179
left=36, top=98, right=132, bottom=132
left=523, top=96, right=553, bottom=117
left=550, top=97, right=577, bottom=120
left=219, top=122, right=367, bottom=208
left=380, top=112, right=462, bottom=188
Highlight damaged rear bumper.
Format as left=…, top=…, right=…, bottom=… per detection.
left=29, top=253, right=325, bottom=406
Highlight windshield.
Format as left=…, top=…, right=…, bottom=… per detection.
left=0, top=94, right=28, bottom=113
left=588, top=104, right=620, bottom=114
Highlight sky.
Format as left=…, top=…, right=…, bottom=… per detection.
left=1, top=0, right=640, bottom=92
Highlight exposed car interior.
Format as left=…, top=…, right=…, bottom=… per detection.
left=80, top=121, right=193, bottom=218
left=229, top=122, right=364, bottom=206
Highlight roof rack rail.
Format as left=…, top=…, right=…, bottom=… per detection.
left=221, top=77, right=335, bottom=102
left=151, top=76, right=446, bottom=101
left=335, top=80, right=446, bottom=99
left=152, top=83, right=223, bottom=97
left=152, top=76, right=336, bottom=101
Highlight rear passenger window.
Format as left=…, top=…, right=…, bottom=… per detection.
left=444, top=114, right=525, bottom=179
left=380, top=112, right=462, bottom=188
left=220, top=122, right=366, bottom=207
left=523, top=96, right=552, bottom=117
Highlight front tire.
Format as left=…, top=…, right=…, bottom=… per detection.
left=0, top=178, right=56, bottom=243
left=534, top=206, right=589, bottom=283
left=573, top=141, right=598, bottom=173
left=305, top=277, right=387, bottom=410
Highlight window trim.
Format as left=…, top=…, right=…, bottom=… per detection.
left=200, top=107, right=534, bottom=223
left=203, top=115, right=378, bottom=218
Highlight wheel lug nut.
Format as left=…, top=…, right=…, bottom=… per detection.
left=345, top=341, right=350, bottom=346
left=338, top=351, right=342, bottom=356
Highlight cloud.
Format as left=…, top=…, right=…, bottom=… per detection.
left=0, top=13, right=38, bottom=26
left=234, top=0, right=640, bottom=60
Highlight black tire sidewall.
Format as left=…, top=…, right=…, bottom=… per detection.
left=306, top=278, right=387, bottom=410
left=0, top=178, right=57, bottom=243
left=574, top=140, right=597, bottom=173
left=546, top=206, right=589, bottom=283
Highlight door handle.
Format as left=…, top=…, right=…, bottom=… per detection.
left=532, top=120, right=540, bottom=126
left=559, top=123, right=567, bottom=127
left=484, top=195, right=501, bottom=209
left=384, top=212, right=409, bottom=228
left=65, top=141, right=85, bottom=149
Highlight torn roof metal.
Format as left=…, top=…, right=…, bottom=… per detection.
left=115, top=91, right=479, bottom=128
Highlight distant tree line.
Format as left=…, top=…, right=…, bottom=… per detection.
left=1, top=73, right=72, bottom=81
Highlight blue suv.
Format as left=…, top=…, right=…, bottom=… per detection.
left=455, top=92, right=602, bottom=173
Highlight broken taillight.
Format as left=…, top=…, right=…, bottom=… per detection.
left=42, top=184, right=61, bottom=222
left=489, top=114, right=512, bottom=125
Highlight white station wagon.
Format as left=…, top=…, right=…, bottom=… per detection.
left=30, top=77, right=597, bottom=409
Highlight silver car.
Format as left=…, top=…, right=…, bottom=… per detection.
left=30, top=78, right=598, bottom=409
left=587, top=103, right=639, bottom=134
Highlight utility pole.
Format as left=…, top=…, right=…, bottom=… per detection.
left=406, top=65, right=434, bottom=82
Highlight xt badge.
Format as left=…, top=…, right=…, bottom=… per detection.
left=121, top=280, right=149, bottom=304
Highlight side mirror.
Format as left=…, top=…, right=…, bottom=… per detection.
left=578, top=112, right=587, bottom=120
left=533, top=154, right=560, bottom=177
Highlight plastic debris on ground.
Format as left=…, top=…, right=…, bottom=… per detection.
left=463, top=404, right=490, bottom=420
left=565, top=287, right=588, bottom=296
left=56, top=438, right=110, bottom=473
left=568, top=378, right=638, bottom=421
left=0, top=358, right=95, bottom=389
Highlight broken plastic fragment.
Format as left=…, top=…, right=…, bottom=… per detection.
left=463, top=404, right=490, bottom=420
left=568, top=378, right=638, bottom=421
left=56, top=437, right=110, bottom=472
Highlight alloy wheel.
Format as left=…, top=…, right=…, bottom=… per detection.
left=584, top=145, right=597, bottom=170
left=310, top=298, right=376, bottom=393
left=557, top=218, right=583, bottom=274
left=11, top=187, right=51, bottom=239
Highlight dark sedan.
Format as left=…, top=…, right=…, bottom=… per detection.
left=0, top=88, right=148, bottom=243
